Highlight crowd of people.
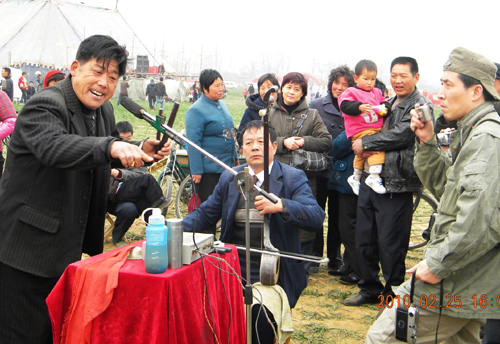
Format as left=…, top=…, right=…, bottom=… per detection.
left=1, top=37, right=500, bottom=343
left=181, top=50, right=500, bottom=343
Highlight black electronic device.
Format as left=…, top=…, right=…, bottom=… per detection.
left=395, top=304, right=418, bottom=343
left=395, top=272, right=419, bottom=343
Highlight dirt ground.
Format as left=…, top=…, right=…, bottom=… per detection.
left=104, top=216, right=424, bottom=344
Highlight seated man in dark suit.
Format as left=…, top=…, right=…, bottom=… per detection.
left=107, top=121, right=169, bottom=246
left=183, top=120, right=325, bottom=343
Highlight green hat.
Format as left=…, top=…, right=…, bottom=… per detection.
left=443, top=47, right=500, bottom=101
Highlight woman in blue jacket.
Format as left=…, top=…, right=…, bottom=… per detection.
left=185, top=69, right=238, bottom=212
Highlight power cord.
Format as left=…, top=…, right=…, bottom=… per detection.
left=215, top=251, right=232, bottom=344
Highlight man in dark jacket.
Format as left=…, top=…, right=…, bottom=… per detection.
left=1, top=67, right=14, bottom=101
left=212, top=121, right=322, bottom=342
left=107, top=121, right=168, bottom=246
left=154, top=76, right=167, bottom=110
left=183, top=120, right=324, bottom=310
left=26, top=81, right=36, bottom=100
left=0, top=35, right=171, bottom=343
left=145, top=78, right=156, bottom=109
left=343, top=56, right=432, bottom=306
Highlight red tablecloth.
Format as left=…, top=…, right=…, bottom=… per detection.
left=47, top=242, right=245, bottom=344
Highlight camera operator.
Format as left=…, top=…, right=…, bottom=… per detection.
left=366, top=47, right=500, bottom=343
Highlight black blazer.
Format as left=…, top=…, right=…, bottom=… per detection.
left=0, top=76, right=119, bottom=278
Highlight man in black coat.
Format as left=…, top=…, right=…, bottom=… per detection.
left=1, top=67, right=14, bottom=101
left=0, top=35, right=171, bottom=343
left=145, top=78, right=156, bottom=109
left=26, top=81, right=36, bottom=100
left=343, top=57, right=431, bottom=306
left=154, top=76, right=167, bottom=110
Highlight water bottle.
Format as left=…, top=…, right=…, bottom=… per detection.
left=144, top=208, right=168, bottom=274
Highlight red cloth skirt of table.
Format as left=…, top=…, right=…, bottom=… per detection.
left=46, top=242, right=246, bottom=344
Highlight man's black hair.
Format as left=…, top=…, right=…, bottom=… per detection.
left=240, top=120, right=277, bottom=143
left=354, top=60, right=377, bottom=76
left=458, top=73, right=494, bottom=101
left=327, top=65, right=355, bottom=94
left=116, top=121, right=134, bottom=135
left=199, top=69, right=223, bottom=93
left=75, top=35, right=128, bottom=76
left=3, top=67, right=11, bottom=74
left=391, top=56, right=419, bottom=75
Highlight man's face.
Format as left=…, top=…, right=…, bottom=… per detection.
left=438, top=71, right=476, bottom=122
left=1, top=69, right=7, bottom=78
left=390, top=63, right=419, bottom=97
left=70, top=57, right=119, bottom=109
left=241, top=127, right=277, bottom=173
left=119, top=131, right=133, bottom=141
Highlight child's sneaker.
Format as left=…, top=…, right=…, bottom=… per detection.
left=347, top=175, right=360, bottom=195
left=365, top=175, right=386, bottom=194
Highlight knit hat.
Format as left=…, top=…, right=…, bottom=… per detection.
left=43, top=70, right=65, bottom=88
left=443, top=47, right=500, bottom=101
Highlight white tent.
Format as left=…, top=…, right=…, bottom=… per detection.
left=0, top=0, right=175, bottom=75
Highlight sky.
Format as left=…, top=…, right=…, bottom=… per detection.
left=72, top=0, right=498, bottom=91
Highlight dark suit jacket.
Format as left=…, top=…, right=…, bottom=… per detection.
left=0, top=76, right=119, bottom=278
left=309, top=94, right=345, bottom=140
left=183, top=161, right=325, bottom=308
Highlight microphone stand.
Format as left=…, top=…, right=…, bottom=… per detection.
left=241, top=168, right=253, bottom=344
left=136, top=106, right=279, bottom=204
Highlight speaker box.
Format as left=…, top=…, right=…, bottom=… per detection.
left=136, top=55, right=149, bottom=73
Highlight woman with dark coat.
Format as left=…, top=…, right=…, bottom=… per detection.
left=269, top=72, right=331, bottom=267
left=237, top=73, right=280, bottom=144
left=309, top=65, right=356, bottom=274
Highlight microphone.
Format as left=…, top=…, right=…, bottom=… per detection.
left=119, top=96, right=279, bottom=204
left=120, top=96, right=146, bottom=119
left=262, top=85, right=279, bottom=104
